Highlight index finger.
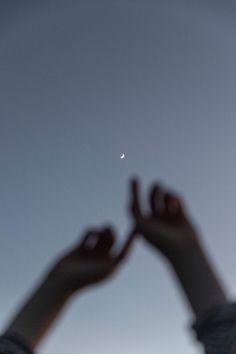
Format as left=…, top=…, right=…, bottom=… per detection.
left=130, top=178, right=143, bottom=219
left=115, top=228, right=137, bottom=263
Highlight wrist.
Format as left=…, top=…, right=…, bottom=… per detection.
left=168, top=238, right=228, bottom=317
left=165, top=233, right=203, bottom=267
left=45, top=269, right=76, bottom=300
left=5, top=272, right=74, bottom=349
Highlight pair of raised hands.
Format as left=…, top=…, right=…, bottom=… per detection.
left=51, top=178, right=199, bottom=295
left=5, top=178, right=227, bottom=352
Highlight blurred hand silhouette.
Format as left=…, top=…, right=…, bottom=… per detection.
left=129, top=178, right=199, bottom=261
left=4, top=227, right=136, bottom=349
left=51, top=227, right=136, bottom=293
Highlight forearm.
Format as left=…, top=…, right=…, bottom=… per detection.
left=4, top=273, right=72, bottom=350
left=168, top=238, right=228, bottom=318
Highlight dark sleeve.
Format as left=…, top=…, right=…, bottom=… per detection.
left=0, top=333, right=34, bottom=354
left=192, top=302, right=236, bottom=354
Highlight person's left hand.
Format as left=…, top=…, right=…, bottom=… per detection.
left=50, top=227, right=135, bottom=294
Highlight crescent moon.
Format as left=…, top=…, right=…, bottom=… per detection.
left=120, top=154, right=125, bottom=159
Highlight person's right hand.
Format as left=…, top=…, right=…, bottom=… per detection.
left=50, top=227, right=135, bottom=295
left=129, top=178, right=200, bottom=262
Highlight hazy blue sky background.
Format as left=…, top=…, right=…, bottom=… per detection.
left=1, top=1, right=236, bottom=353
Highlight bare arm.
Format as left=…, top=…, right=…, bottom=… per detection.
left=130, top=178, right=227, bottom=318
left=3, top=227, right=135, bottom=350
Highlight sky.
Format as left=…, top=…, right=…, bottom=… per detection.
left=1, top=0, right=236, bottom=353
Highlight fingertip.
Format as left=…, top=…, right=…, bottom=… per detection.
left=81, top=228, right=97, bottom=241
left=149, top=183, right=163, bottom=216
left=150, top=183, right=161, bottom=199
left=78, top=229, right=98, bottom=249
left=130, top=175, right=139, bottom=184
left=130, top=177, right=138, bottom=193
left=164, top=192, right=184, bottom=216
left=129, top=177, right=141, bottom=214
left=102, top=225, right=115, bottom=234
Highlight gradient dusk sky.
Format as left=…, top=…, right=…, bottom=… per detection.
left=1, top=1, right=236, bottom=353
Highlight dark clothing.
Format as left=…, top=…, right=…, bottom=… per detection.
left=0, top=333, right=33, bottom=354
left=193, top=302, right=236, bottom=354
left=1, top=303, right=236, bottom=354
